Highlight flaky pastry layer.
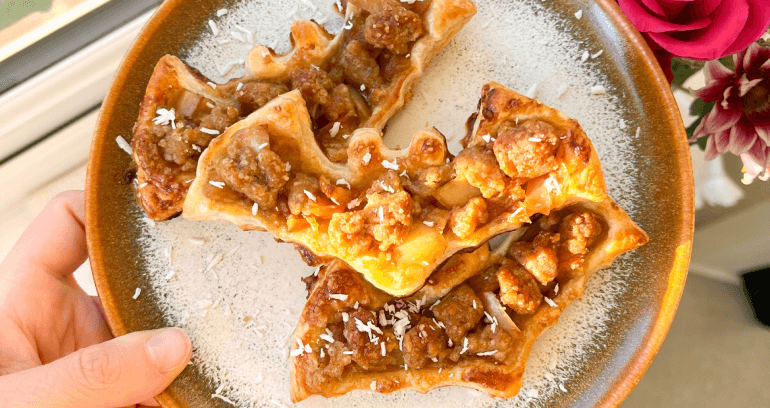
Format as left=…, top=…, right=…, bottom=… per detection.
left=289, top=198, right=648, bottom=401
left=183, top=82, right=609, bottom=297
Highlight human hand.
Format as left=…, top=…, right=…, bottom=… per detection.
left=0, top=191, right=191, bottom=407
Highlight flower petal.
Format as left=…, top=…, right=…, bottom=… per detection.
left=698, top=101, right=742, bottom=137
left=618, top=0, right=711, bottom=33
left=738, top=75, right=763, bottom=97
left=741, top=43, right=763, bottom=72
left=714, top=128, right=732, bottom=153
left=748, top=138, right=770, bottom=169
left=741, top=154, right=763, bottom=177
left=657, top=1, right=688, bottom=19
left=640, top=0, right=666, bottom=17
left=721, top=85, right=737, bottom=110
left=690, top=0, right=723, bottom=19
left=740, top=153, right=763, bottom=184
left=727, top=119, right=756, bottom=155
left=704, top=132, right=720, bottom=160
left=647, top=0, right=750, bottom=60
left=693, top=61, right=735, bottom=101
left=691, top=117, right=709, bottom=142
left=723, top=1, right=770, bottom=57
left=755, top=124, right=770, bottom=145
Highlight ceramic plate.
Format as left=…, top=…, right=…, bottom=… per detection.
left=86, top=0, right=694, bottom=407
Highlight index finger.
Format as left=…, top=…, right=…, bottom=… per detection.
left=0, top=190, right=87, bottom=280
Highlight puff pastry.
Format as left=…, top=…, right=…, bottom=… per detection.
left=245, top=0, right=477, bottom=161
left=184, top=82, right=610, bottom=297
left=289, top=198, right=648, bottom=402
left=130, top=55, right=246, bottom=221
left=131, top=0, right=476, bottom=220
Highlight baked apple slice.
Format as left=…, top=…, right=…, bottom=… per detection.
left=289, top=198, right=647, bottom=401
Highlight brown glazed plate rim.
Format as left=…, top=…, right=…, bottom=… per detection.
left=85, top=0, right=694, bottom=406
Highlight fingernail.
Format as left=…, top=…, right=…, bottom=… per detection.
left=145, top=328, right=191, bottom=373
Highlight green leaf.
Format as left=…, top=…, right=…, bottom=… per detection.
left=686, top=100, right=714, bottom=150
left=671, top=59, right=700, bottom=87
left=718, top=55, right=735, bottom=70
left=686, top=116, right=710, bottom=151
left=686, top=115, right=702, bottom=139
left=690, top=100, right=715, bottom=118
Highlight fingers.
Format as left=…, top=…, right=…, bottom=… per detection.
left=0, top=328, right=191, bottom=408
left=0, top=191, right=87, bottom=280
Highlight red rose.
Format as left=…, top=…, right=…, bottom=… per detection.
left=618, top=0, right=770, bottom=80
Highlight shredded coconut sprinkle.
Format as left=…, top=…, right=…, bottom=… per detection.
left=329, top=121, right=341, bottom=137
left=153, top=108, right=176, bottom=128
left=208, top=20, right=219, bottom=36
left=209, top=181, right=226, bottom=189
left=477, top=350, right=498, bottom=356
left=382, top=159, right=399, bottom=171
left=211, top=394, right=236, bottom=405
left=252, top=203, right=259, bottom=216
left=580, top=51, right=589, bottom=62
left=591, top=50, right=604, bottom=59
left=544, top=297, right=558, bottom=308
left=200, top=128, right=221, bottom=135
left=132, top=288, right=141, bottom=299
left=590, top=85, right=607, bottom=95
left=234, top=24, right=254, bottom=44
left=216, top=8, right=228, bottom=17
left=304, top=190, right=317, bottom=201
left=336, top=178, right=351, bottom=189
left=116, top=136, right=133, bottom=155
left=574, top=10, right=583, bottom=19
left=362, top=152, right=372, bottom=165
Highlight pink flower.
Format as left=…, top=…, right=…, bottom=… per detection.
left=740, top=154, right=769, bottom=185
left=690, top=43, right=770, bottom=173
left=618, top=0, right=770, bottom=61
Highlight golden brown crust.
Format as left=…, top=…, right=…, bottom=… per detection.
left=290, top=198, right=648, bottom=402
left=134, top=0, right=475, bottom=219
left=131, top=55, right=241, bottom=220
left=245, top=0, right=477, bottom=160
left=183, top=82, right=610, bottom=297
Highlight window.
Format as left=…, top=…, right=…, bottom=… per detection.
left=0, top=0, right=162, bottom=294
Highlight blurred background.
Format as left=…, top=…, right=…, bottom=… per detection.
left=0, top=1, right=767, bottom=407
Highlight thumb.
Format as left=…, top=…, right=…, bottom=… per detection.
left=0, top=328, right=191, bottom=408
